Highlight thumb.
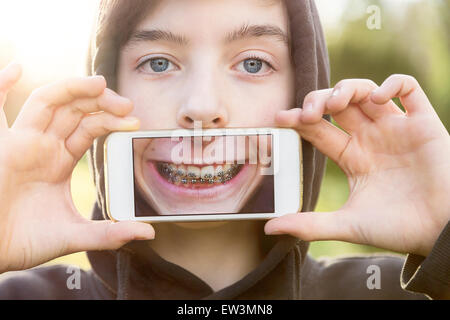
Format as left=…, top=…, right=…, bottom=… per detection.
left=0, top=62, right=22, bottom=128
left=69, top=220, right=155, bottom=252
left=264, top=210, right=355, bottom=242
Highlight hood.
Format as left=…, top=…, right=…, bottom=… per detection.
left=85, top=0, right=330, bottom=299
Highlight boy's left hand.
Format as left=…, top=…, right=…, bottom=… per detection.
left=265, top=74, right=450, bottom=257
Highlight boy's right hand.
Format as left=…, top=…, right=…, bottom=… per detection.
left=0, top=62, right=155, bottom=274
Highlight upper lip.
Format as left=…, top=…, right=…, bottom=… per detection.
left=146, top=157, right=249, bottom=166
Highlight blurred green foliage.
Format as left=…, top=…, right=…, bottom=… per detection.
left=327, top=0, right=450, bottom=122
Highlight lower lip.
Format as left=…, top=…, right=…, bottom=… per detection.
left=146, top=161, right=251, bottom=200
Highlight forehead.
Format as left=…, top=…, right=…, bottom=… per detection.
left=134, top=0, right=289, bottom=39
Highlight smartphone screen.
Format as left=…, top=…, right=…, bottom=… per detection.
left=132, top=134, right=274, bottom=216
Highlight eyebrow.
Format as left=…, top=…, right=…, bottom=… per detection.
left=126, top=23, right=289, bottom=47
left=226, top=23, right=289, bottom=45
left=128, top=29, right=189, bottom=46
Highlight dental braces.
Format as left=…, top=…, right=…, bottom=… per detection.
left=157, top=163, right=242, bottom=184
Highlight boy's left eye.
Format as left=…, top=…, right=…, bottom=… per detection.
left=235, top=58, right=273, bottom=76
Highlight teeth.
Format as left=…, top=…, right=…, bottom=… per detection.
left=175, top=164, right=186, bottom=177
left=171, top=175, right=181, bottom=183
left=186, top=166, right=201, bottom=179
left=157, top=162, right=242, bottom=185
left=215, top=165, right=224, bottom=177
left=201, top=166, right=215, bottom=179
left=168, top=164, right=177, bottom=173
left=162, top=163, right=170, bottom=174
left=223, top=164, right=233, bottom=179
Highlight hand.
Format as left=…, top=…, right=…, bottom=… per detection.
left=265, top=75, right=450, bottom=257
left=0, top=62, right=154, bottom=273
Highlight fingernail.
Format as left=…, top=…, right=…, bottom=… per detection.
left=265, top=228, right=283, bottom=235
left=105, top=88, right=118, bottom=96
left=135, top=235, right=155, bottom=240
left=119, top=96, right=133, bottom=105
left=92, top=75, right=106, bottom=82
left=332, top=88, right=340, bottom=97
left=124, top=116, right=139, bottom=123
left=303, top=103, right=313, bottom=113
left=120, top=117, right=140, bottom=128
left=264, top=222, right=282, bottom=235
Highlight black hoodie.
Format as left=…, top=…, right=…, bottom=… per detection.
left=0, top=0, right=449, bottom=300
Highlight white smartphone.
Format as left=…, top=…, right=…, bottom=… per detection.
left=104, top=127, right=302, bottom=222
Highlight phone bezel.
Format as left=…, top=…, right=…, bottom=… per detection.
left=104, top=128, right=302, bottom=222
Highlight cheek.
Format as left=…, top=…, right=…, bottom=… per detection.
left=119, top=78, right=180, bottom=130
left=228, top=80, right=293, bottom=127
left=133, top=139, right=151, bottom=156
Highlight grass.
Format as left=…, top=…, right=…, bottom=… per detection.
left=43, top=155, right=399, bottom=270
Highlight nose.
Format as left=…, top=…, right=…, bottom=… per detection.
left=176, top=68, right=228, bottom=129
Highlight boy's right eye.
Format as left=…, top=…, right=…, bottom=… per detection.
left=150, top=58, right=170, bottom=72
left=137, top=56, right=178, bottom=74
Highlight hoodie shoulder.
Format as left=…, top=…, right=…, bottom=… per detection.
left=0, top=264, right=112, bottom=300
left=302, top=254, right=428, bottom=300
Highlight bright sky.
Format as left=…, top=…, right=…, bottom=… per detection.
left=0, top=0, right=100, bottom=82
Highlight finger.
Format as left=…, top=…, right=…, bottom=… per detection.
left=328, top=79, right=403, bottom=121
left=275, top=108, right=302, bottom=127
left=264, top=211, right=355, bottom=242
left=65, top=112, right=140, bottom=159
left=13, top=76, right=106, bottom=131
left=300, top=89, right=334, bottom=123
left=331, top=104, right=372, bottom=134
left=0, top=62, right=22, bottom=128
left=69, top=220, right=155, bottom=252
left=0, top=62, right=22, bottom=107
left=46, top=89, right=134, bottom=139
left=371, top=74, right=434, bottom=116
left=300, top=88, right=372, bottom=133
left=276, top=109, right=351, bottom=166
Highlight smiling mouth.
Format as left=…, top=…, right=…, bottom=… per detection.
left=155, top=162, right=244, bottom=187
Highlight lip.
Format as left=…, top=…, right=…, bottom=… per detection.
left=146, top=160, right=253, bottom=201
left=144, top=136, right=260, bottom=165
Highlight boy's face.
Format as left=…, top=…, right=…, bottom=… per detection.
left=117, top=0, right=295, bottom=216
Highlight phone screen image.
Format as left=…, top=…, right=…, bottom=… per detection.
left=132, top=134, right=274, bottom=216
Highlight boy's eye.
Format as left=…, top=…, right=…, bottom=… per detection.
left=150, top=58, right=170, bottom=72
left=137, top=57, right=177, bottom=74
left=235, top=58, right=273, bottom=76
left=243, top=59, right=263, bottom=73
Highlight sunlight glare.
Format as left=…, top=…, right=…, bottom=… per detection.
left=0, top=0, right=100, bottom=81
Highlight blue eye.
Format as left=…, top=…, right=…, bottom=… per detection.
left=235, top=56, right=274, bottom=76
left=243, top=59, right=263, bottom=73
left=137, top=56, right=177, bottom=74
left=149, top=58, right=169, bottom=72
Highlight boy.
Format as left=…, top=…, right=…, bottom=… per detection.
left=0, top=0, right=448, bottom=299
